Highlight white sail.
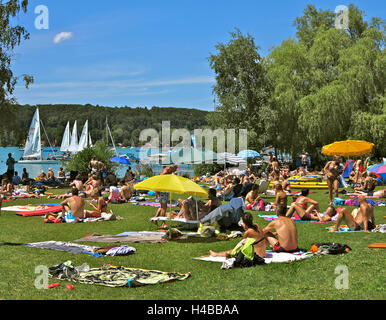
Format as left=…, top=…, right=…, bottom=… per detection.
left=23, top=108, right=41, bottom=159
left=60, top=122, right=71, bottom=152
left=67, top=121, right=79, bottom=153
left=77, top=120, right=89, bottom=152
left=89, top=133, right=93, bottom=147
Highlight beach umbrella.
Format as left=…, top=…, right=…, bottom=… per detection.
left=322, top=140, right=374, bottom=156
left=134, top=174, right=207, bottom=220
left=134, top=174, right=207, bottom=197
left=237, top=150, right=260, bottom=158
left=109, top=156, right=131, bottom=165
left=367, top=164, right=386, bottom=183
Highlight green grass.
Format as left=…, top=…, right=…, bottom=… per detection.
left=0, top=186, right=385, bottom=300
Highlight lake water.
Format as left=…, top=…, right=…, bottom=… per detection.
left=0, top=147, right=194, bottom=179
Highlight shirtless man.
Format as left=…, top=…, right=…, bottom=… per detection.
left=60, top=188, right=85, bottom=220
left=209, top=212, right=267, bottom=259
left=39, top=170, right=47, bottom=181
left=160, top=164, right=178, bottom=175
left=285, top=189, right=320, bottom=221
left=0, top=178, right=13, bottom=196
left=90, top=157, right=99, bottom=173
left=329, top=197, right=376, bottom=233
left=245, top=184, right=261, bottom=210
left=263, top=205, right=298, bottom=253
left=57, top=168, right=65, bottom=182
left=69, top=174, right=85, bottom=195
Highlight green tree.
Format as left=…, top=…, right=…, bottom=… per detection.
left=207, top=28, right=271, bottom=152
left=267, top=4, right=385, bottom=160
left=0, top=0, right=33, bottom=140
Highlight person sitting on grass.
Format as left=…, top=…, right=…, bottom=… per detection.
left=282, top=174, right=292, bottom=194
left=176, top=188, right=222, bottom=221
left=353, top=172, right=378, bottom=196
left=285, top=189, right=320, bottom=221
left=39, top=170, right=47, bottom=181
left=328, top=197, right=376, bottom=233
left=272, top=183, right=287, bottom=215
left=119, top=180, right=133, bottom=202
left=245, top=184, right=261, bottom=210
left=84, top=188, right=107, bottom=218
left=0, top=178, right=13, bottom=196
left=59, top=188, right=86, bottom=221
left=209, top=212, right=267, bottom=259
left=263, top=205, right=299, bottom=253
left=313, top=205, right=339, bottom=222
left=47, top=168, right=55, bottom=181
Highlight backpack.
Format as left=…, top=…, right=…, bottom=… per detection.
left=311, top=242, right=351, bottom=255
left=233, top=251, right=266, bottom=268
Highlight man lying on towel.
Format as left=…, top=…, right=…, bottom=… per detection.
left=209, top=212, right=267, bottom=260
left=263, top=205, right=299, bottom=253
left=329, top=196, right=376, bottom=233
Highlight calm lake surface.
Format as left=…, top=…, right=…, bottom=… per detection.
left=0, top=147, right=194, bottom=179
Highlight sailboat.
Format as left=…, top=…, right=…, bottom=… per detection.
left=17, top=108, right=60, bottom=164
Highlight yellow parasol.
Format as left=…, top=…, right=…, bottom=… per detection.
left=134, top=174, right=207, bottom=197
left=322, top=140, right=374, bottom=156
left=134, top=174, right=208, bottom=222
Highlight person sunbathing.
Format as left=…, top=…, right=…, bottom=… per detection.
left=84, top=188, right=107, bottom=218
left=209, top=212, right=267, bottom=259
left=314, top=205, right=339, bottom=222
left=60, top=188, right=86, bottom=220
left=353, top=172, right=377, bottom=196
left=286, top=189, right=320, bottom=221
left=119, top=180, right=133, bottom=202
left=329, top=197, right=376, bottom=233
left=245, top=184, right=261, bottom=210
left=0, top=178, right=13, bottom=196
left=272, top=183, right=287, bottom=214
left=263, top=205, right=299, bottom=253
left=282, top=174, right=292, bottom=194
left=176, top=188, right=221, bottom=220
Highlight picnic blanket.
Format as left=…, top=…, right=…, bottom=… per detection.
left=25, top=241, right=136, bottom=257
left=75, top=232, right=167, bottom=243
left=48, top=261, right=191, bottom=287
left=194, top=250, right=313, bottom=268
left=257, top=214, right=328, bottom=223
left=75, top=231, right=202, bottom=244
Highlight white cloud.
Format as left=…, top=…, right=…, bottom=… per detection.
left=53, top=32, right=73, bottom=44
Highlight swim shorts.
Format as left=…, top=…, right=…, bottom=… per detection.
left=273, top=242, right=299, bottom=253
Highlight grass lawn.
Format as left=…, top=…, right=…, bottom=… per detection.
left=0, top=185, right=385, bottom=300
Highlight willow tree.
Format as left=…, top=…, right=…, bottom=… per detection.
left=267, top=4, right=385, bottom=160
left=0, top=0, right=33, bottom=141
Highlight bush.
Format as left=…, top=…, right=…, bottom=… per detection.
left=64, top=141, right=118, bottom=175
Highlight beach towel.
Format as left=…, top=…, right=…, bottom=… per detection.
left=75, top=232, right=168, bottom=243
left=1, top=203, right=60, bottom=212
left=26, top=241, right=99, bottom=254
left=194, top=250, right=313, bottom=268
left=326, top=225, right=364, bottom=233
left=257, top=214, right=328, bottom=223
left=48, top=262, right=191, bottom=288
left=150, top=216, right=200, bottom=224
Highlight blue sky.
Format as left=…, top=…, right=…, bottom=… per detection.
left=11, top=0, right=384, bottom=111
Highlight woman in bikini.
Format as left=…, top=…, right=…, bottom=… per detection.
left=286, top=189, right=320, bottom=221
left=84, top=188, right=107, bottom=218
left=323, top=156, right=341, bottom=205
